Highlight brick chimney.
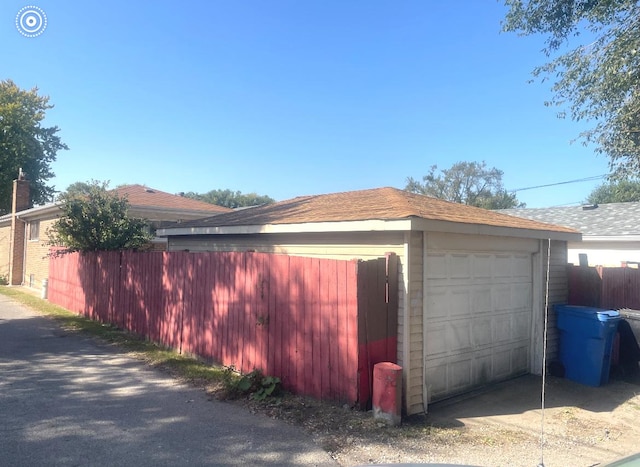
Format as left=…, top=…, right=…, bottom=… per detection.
left=9, top=169, right=30, bottom=285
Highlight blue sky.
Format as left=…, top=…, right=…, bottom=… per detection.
left=2, top=1, right=610, bottom=208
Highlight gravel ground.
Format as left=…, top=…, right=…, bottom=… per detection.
left=222, top=373, right=640, bottom=467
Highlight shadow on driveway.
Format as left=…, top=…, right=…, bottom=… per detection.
left=0, top=296, right=336, bottom=466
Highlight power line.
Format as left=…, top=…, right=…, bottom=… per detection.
left=509, top=174, right=606, bottom=193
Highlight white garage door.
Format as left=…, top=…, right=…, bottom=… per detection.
left=425, top=251, right=532, bottom=402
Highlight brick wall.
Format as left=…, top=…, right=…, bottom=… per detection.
left=0, top=224, right=11, bottom=280
left=23, top=218, right=56, bottom=289
left=8, top=178, right=30, bottom=285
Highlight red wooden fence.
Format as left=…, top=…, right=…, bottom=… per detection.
left=48, top=250, right=398, bottom=407
left=568, top=265, right=640, bottom=310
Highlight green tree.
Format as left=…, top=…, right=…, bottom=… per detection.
left=184, top=189, right=275, bottom=208
left=405, top=161, right=524, bottom=209
left=48, top=181, right=152, bottom=253
left=502, top=1, right=640, bottom=178
left=0, top=79, right=68, bottom=214
left=586, top=179, right=640, bottom=204
left=59, top=181, right=95, bottom=198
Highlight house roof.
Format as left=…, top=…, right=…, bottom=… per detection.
left=502, top=202, right=640, bottom=239
left=159, top=187, right=579, bottom=240
left=0, top=184, right=230, bottom=224
left=112, top=185, right=231, bottom=214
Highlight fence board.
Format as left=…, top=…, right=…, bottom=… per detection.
left=569, top=265, right=640, bottom=310
left=47, top=249, right=393, bottom=407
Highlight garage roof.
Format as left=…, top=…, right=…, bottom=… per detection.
left=158, top=187, right=580, bottom=240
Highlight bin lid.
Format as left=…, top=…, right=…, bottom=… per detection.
left=596, top=310, right=620, bottom=321
left=555, top=304, right=620, bottom=321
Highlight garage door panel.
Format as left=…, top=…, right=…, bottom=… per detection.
left=493, top=347, right=513, bottom=378
left=512, top=346, right=529, bottom=373
left=494, top=285, right=513, bottom=311
left=427, top=290, right=449, bottom=318
left=425, top=251, right=533, bottom=402
left=472, top=317, right=492, bottom=347
left=474, top=352, right=493, bottom=384
left=472, top=254, right=493, bottom=278
left=493, top=316, right=512, bottom=343
left=450, top=359, right=472, bottom=392
left=513, top=283, right=532, bottom=308
left=495, top=255, right=514, bottom=277
left=512, top=311, right=531, bottom=340
left=450, top=290, right=471, bottom=316
left=513, top=255, right=532, bottom=277
left=451, top=254, right=472, bottom=278
left=449, top=319, right=472, bottom=353
left=425, top=359, right=448, bottom=399
left=425, top=323, right=448, bottom=356
left=472, top=289, right=492, bottom=313
left=426, top=253, right=448, bottom=280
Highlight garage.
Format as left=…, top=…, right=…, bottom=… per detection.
left=424, top=249, right=533, bottom=402
left=158, top=187, right=581, bottom=414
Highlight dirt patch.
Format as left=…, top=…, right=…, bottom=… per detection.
left=204, top=374, right=640, bottom=467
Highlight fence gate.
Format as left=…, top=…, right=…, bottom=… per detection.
left=356, top=253, right=399, bottom=408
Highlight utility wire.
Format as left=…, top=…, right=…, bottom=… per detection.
left=538, top=238, right=552, bottom=467
left=509, top=174, right=606, bottom=193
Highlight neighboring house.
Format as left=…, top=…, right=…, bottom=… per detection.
left=502, top=202, right=640, bottom=267
left=0, top=178, right=231, bottom=289
left=158, top=187, right=580, bottom=415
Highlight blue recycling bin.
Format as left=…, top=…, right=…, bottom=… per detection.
left=555, top=305, right=621, bottom=387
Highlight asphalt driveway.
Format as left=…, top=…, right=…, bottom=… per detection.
left=0, top=294, right=337, bottom=466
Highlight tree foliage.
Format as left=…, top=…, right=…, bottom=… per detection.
left=48, top=181, right=152, bottom=253
left=586, top=179, right=640, bottom=204
left=59, top=181, right=95, bottom=199
left=502, top=0, right=640, bottom=178
left=184, top=189, right=275, bottom=208
left=405, top=161, right=524, bottom=209
left=0, top=79, right=67, bottom=214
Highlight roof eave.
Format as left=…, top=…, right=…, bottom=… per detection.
left=157, top=219, right=414, bottom=236
left=582, top=235, right=640, bottom=242
left=411, top=218, right=581, bottom=242
left=157, top=217, right=581, bottom=242
left=15, top=203, right=63, bottom=220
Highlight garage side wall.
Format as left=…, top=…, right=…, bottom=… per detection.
left=168, top=232, right=405, bottom=260
left=545, top=240, right=569, bottom=362
left=404, top=231, right=424, bottom=415
left=169, top=231, right=411, bottom=399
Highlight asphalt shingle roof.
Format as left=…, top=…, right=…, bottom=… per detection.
left=173, top=187, right=577, bottom=234
left=114, top=185, right=231, bottom=213
left=502, top=202, right=640, bottom=237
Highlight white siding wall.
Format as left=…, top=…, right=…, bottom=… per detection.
left=404, top=231, right=424, bottom=415
left=169, top=232, right=405, bottom=261
left=568, top=242, right=640, bottom=267
left=545, top=240, right=569, bottom=361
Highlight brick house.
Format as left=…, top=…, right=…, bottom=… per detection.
left=0, top=176, right=230, bottom=289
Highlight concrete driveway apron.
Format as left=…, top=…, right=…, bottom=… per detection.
left=0, top=294, right=337, bottom=466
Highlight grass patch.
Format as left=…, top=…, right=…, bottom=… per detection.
left=0, top=286, right=228, bottom=389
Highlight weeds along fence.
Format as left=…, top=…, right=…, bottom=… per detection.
left=48, top=250, right=398, bottom=408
